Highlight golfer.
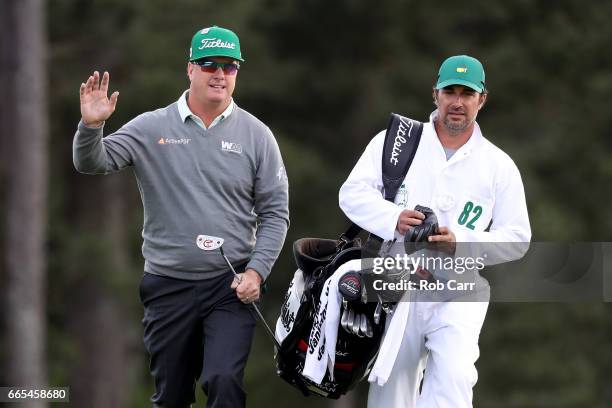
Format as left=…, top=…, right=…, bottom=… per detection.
left=73, top=26, right=289, bottom=408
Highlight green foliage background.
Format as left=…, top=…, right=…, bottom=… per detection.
left=14, top=0, right=612, bottom=406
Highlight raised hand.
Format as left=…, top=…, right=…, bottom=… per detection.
left=79, top=71, right=119, bottom=127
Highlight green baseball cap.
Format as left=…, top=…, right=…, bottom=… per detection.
left=189, top=26, right=244, bottom=62
left=435, top=55, right=485, bottom=93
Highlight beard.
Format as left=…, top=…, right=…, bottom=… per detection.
left=442, top=111, right=476, bottom=135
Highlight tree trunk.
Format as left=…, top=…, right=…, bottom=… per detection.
left=1, top=1, right=49, bottom=407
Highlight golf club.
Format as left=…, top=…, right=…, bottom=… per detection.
left=365, top=316, right=373, bottom=338
left=341, top=308, right=349, bottom=332
left=373, top=302, right=382, bottom=325
left=347, top=308, right=355, bottom=334
left=353, top=313, right=362, bottom=337
left=196, top=235, right=281, bottom=349
left=359, top=313, right=368, bottom=338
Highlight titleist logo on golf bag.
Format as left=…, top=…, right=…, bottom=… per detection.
left=381, top=114, right=423, bottom=201
left=389, top=117, right=415, bottom=166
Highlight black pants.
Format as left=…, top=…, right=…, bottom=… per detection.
left=140, top=271, right=256, bottom=408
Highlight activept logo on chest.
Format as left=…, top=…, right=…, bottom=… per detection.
left=221, top=140, right=242, bottom=154
left=390, top=117, right=415, bottom=166
left=158, top=137, right=191, bottom=145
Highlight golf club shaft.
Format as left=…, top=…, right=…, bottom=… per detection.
left=220, top=248, right=281, bottom=349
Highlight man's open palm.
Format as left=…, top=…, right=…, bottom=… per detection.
left=80, top=71, right=119, bottom=127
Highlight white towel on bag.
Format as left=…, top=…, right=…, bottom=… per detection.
left=301, top=257, right=412, bottom=387
left=275, top=269, right=306, bottom=344
left=302, top=259, right=363, bottom=383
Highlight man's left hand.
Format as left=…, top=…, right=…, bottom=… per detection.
left=231, top=268, right=263, bottom=304
left=428, top=226, right=456, bottom=254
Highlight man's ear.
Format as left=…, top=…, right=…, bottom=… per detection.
left=478, top=92, right=488, bottom=109
left=432, top=87, right=439, bottom=107
left=187, top=62, right=194, bottom=80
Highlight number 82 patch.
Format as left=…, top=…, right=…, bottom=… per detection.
left=457, top=201, right=483, bottom=230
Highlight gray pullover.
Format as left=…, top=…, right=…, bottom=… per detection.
left=73, top=102, right=289, bottom=281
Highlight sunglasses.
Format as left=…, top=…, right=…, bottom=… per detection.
left=192, top=60, right=240, bottom=75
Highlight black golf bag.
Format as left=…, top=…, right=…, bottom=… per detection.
left=275, top=231, right=384, bottom=398
left=274, top=114, right=425, bottom=398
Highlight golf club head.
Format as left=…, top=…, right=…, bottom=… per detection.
left=341, top=308, right=349, bottom=332
left=359, top=314, right=368, bottom=338
left=353, top=313, right=362, bottom=337
left=196, top=235, right=224, bottom=251
left=356, top=313, right=365, bottom=338
left=373, top=302, right=382, bottom=325
left=365, top=316, right=373, bottom=338
left=347, top=308, right=355, bottom=334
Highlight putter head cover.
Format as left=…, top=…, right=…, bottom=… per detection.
left=406, top=205, right=438, bottom=243
left=338, top=271, right=363, bottom=302
left=338, top=271, right=375, bottom=338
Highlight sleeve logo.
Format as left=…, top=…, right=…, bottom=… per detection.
left=277, top=165, right=288, bottom=182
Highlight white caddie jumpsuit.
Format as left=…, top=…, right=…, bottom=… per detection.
left=339, top=111, right=531, bottom=408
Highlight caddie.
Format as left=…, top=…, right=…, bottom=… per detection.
left=73, top=26, right=289, bottom=408
left=339, top=55, right=531, bottom=407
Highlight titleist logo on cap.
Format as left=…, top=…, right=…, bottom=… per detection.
left=199, top=38, right=236, bottom=50
left=390, top=117, right=414, bottom=166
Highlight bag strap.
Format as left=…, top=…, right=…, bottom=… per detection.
left=381, top=113, right=423, bottom=201
left=338, top=222, right=363, bottom=243
left=355, top=113, right=424, bottom=253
